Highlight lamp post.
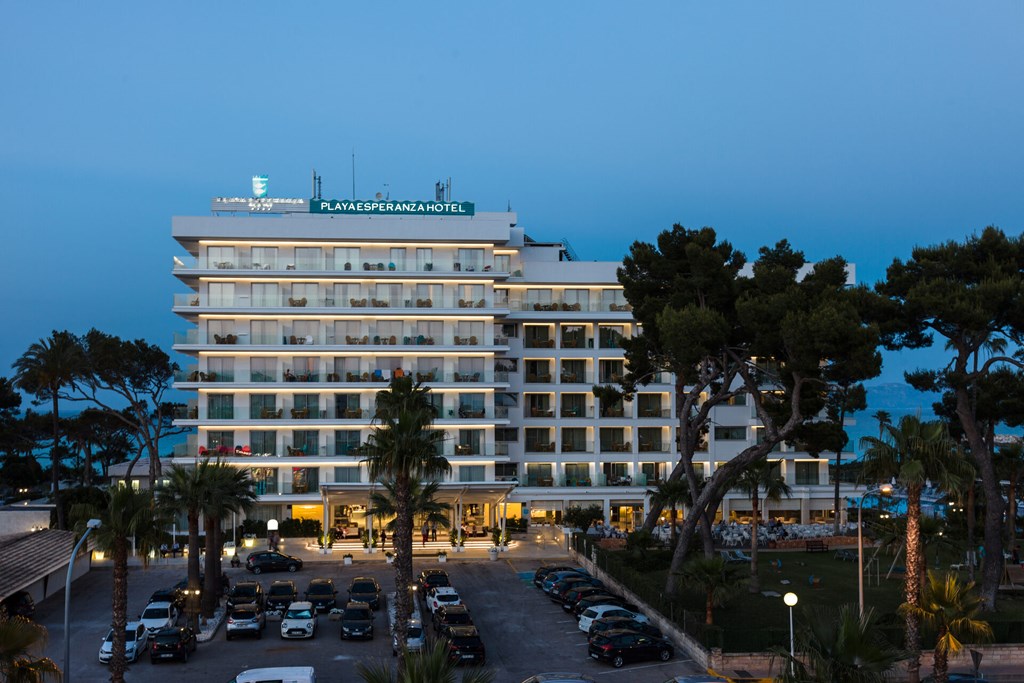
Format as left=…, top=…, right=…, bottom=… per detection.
left=783, top=592, right=798, bottom=676
left=857, top=483, right=893, bottom=616
left=183, top=587, right=202, bottom=631
left=64, top=518, right=101, bottom=682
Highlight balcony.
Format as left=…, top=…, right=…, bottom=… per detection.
left=599, top=441, right=633, bottom=453
left=638, top=407, right=671, bottom=418
left=559, top=441, right=594, bottom=454
left=506, top=300, right=633, bottom=313
left=174, top=256, right=508, bottom=276
left=174, top=293, right=502, bottom=311
left=524, top=338, right=555, bottom=349
left=559, top=405, right=593, bottom=419
left=525, top=442, right=557, bottom=453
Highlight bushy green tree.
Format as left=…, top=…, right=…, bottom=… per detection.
left=736, top=459, right=791, bottom=593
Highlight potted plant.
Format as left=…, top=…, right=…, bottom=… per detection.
left=437, top=550, right=448, bottom=563
left=450, top=535, right=463, bottom=553
left=424, top=262, right=433, bottom=271
left=385, top=550, right=394, bottom=564
left=342, top=552, right=353, bottom=566
left=361, top=529, right=372, bottom=554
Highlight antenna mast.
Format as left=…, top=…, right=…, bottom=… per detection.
left=351, top=149, right=356, bottom=199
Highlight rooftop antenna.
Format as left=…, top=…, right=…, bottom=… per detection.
left=447, top=176, right=452, bottom=202
left=351, top=148, right=356, bottom=199
left=317, top=175, right=322, bottom=200
left=435, top=180, right=444, bottom=202
left=384, top=183, right=390, bottom=201
left=507, top=200, right=512, bottom=212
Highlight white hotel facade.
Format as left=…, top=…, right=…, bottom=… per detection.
left=170, top=194, right=855, bottom=534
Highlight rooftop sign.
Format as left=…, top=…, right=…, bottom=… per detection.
left=311, top=199, right=475, bottom=216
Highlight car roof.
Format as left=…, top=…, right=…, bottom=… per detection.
left=445, top=625, right=480, bottom=636
left=345, top=600, right=372, bottom=609
left=271, top=579, right=295, bottom=585
left=144, top=601, right=174, bottom=609
left=527, top=675, right=596, bottom=683
left=309, top=578, right=334, bottom=585
left=285, top=601, right=314, bottom=609
left=153, top=626, right=186, bottom=636
left=431, top=586, right=459, bottom=595
left=421, top=568, right=448, bottom=576
left=231, top=603, right=262, bottom=611
left=438, top=604, right=470, bottom=613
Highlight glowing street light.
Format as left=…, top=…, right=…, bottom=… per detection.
left=858, top=483, right=893, bottom=616
left=783, top=592, right=798, bottom=676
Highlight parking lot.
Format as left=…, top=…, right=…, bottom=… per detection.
left=38, top=556, right=701, bottom=682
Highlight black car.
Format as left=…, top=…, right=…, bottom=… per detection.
left=588, top=616, right=663, bottom=641
left=150, top=626, right=197, bottom=663
left=305, top=578, right=338, bottom=612
left=417, top=569, right=450, bottom=595
left=348, top=577, right=382, bottom=609
left=266, top=580, right=298, bottom=611
left=226, top=581, right=265, bottom=610
left=588, top=629, right=673, bottom=668
left=340, top=601, right=374, bottom=640
left=563, top=586, right=615, bottom=612
left=442, top=625, right=485, bottom=665
left=533, top=564, right=582, bottom=588
left=246, top=551, right=303, bottom=574
left=149, top=586, right=185, bottom=610
left=433, top=604, right=473, bottom=631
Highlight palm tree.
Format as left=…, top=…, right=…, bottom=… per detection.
left=735, top=459, right=791, bottom=593
left=775, top=605, right=906, bottom=683
left=678, top=556, right=744, bottom=625
left=71, top=486, right=157, bottom=683
left=368, top=479, right=452, bottom=537
left=200, top=461, right=257, bottom=616
left=363, top=376, right=448, bottom=667
left=871, top=410, right=892, bottom=439
left=0, top=616, right=61, bottom=683
left=157, top=459, right=213, bottom=627
left=357, top=638, right=494, bottom=683
left=860, top=416, right=971, bottom=683
left=901, top=572, right=992, bottom=683
left=11, top=330, right=84, bottom=529
left=648, top=477, right=692, bottom=548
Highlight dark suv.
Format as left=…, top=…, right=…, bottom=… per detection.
left=348, top=577, right=382, bottom=609
left=340, top=601, right=374, bottom=640
left=245, top=551, right=303, bottom=574
left=588, top=629, right=673, bottom=668
left=305, top=578, right=338, bottom=612
left=417, top=569, right=450, bottom=595
left=433, top=604, right=473, bottom=631
left=149, top=626, right=197, bottom=663
left=443, top=625, right=485, bottom=665
left=226, top=581, right=265, bottom=610
left=266, top=580, right=298, bottom=611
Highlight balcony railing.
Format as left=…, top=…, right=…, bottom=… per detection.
left=559, top=406, right=593, bottom=419
left=507, top=300, right=632, bottom=313
left=173, top=329, right=498, bottom=349
left=174, top=256, right=509, bottom=275
left=174, top=293, right=504, bottom=310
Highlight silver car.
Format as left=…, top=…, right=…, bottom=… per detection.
left=98, top=621, right=148, bottom=663
left=226, top=603, right=266, bottom=640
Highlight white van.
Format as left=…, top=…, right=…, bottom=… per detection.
left=229, top=666, right=316, bottom=683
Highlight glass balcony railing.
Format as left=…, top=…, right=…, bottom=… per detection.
left=507, top=300, right=632, bottom=313
left=559, top=441, right=595, bottom=454
left=637, top=407, right=671, bottom=418
left=174, top=256, right=509, bottom=275
left=173, top=329, right=498, bottom=348
left=174, top=294, right=503, bottom=310
left=558, top=372, right=594, bottom=384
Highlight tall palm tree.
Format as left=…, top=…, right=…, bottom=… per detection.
left=679, top=556, right=744, bottom=625
left=775, top=605, right=906, bottom=683
left=900, top=572, right=992, bottom=683
left=363, top=376, right=448, bottom=668
left=11, top=330, right=84, bottom=529
left=735, top=459, right=791, bottom=593
left=648, top=477, right=693, bottom=548
left=157, top=460, right=213, bottom=627
left=71, top=486, right=157, bottom=683
left=860, top=416, right=971, bottom=683
left=871, top=410, right=892, bottom=440
left=357, top=638, right=493, bottom=683
left=368, top=479, right=452, bottom=536
left=200, top=461, right=257, bottom=616
left=0, top=616, right=61, bottom=683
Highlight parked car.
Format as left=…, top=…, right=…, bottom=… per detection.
left=660, top=676, right=730, bottom=682
left=149, top=626, right=197, bottom=663
left=552, top=577, right=604, bottom=604
left=266, top=580, right=298, bottom=611
left=588, top=616, right=663, bottom=641
left=426, top=586, right=461, bottom=614
left=280, top=601, right=317, bottom=639
left=532, top=565, right=584, bottom=588
left=227, top=581, right=265, bottom=611
left=340, top=601, right=374, bottom=640
left=305, top=578, right=338, bottom=612
left=562, top=586, right=615, bottom=612
left=588, top=629, right=673, bottom=668
left=149, top=586, right=185, bottom=610
left=441, top=624, right=486, bottom=665
left=392, top=617, right=425, bottom=656
left=139, top=601, right=178, bottom=634
left=99, top=621, right=148, bottom=663
left=226, top=603, right=266, bottom=640
left=230, top=667, right=316, bottom=683
left=578, top=605, right=647, bottom=633
left=573, top=594, right=636, bottom=619
left=246, top=550, right=303, bottom=574
left=347, top=576, right=382, bottom=609
left=417, top=569, right=450, bottom=595
left=521, top=675, right=596, bottom=683
left=543, top=570, right=589, bottom=594
left=433, top=604, right=473, bottom=631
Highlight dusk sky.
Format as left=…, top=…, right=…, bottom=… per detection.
left=2, top=3, right=1022, bottom=417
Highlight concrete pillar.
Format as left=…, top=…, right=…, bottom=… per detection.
left=799, top=497, right=809, bottom=524
left=456, top=499, right=464, bottom=544
left=367, top=491, right=374, bottom=547
left=321, top=489, right=329, bottom=539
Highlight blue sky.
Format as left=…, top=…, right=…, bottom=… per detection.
left=1, top=2, right=1022, bottom=417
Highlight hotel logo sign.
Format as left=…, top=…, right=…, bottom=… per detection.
left=252, top=175, right=269, bottom=198
left=311, top=199, right=475, bottom=216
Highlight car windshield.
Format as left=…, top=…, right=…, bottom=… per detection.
left=308, top=584, right=333, bottom=595
left=408, top=626, right=423, bottom=638
left=436, top=594, right=459, bottom=604
left=155, top=634, right=181, bottom=645
left=351, top=582, right=376, bottom=592
left=286, top=608, right=313, bottom=619
left=343, top=608, right=371, bottom=620
left=105, top=629, right=139, bottom=642
left=231, top=608, right=257, bottom=618
left=142, top=607, right=168, bottom=619
left=235, top=585, right=258, bottom=596
left=444, top=613, right=472, bottom=624
left=450, top=635, right=482, bottom=646
left=269, top=585, right=293, bottom=595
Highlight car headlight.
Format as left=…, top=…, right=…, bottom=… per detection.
left=306, top=622, right=313, bottom=629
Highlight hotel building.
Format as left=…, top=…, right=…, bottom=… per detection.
left=170, top=193, right=855, bottom=535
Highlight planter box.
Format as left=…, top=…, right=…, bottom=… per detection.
left=488, top=548, right=499, bottom=561
left=343, top=556, right=353, bottom=565
left=386, top=556, right=394, bottom=564
left=438, top=555, right=448, bottom=563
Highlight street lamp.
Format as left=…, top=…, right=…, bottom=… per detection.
left=783, top=592, right=798, bottom=676
left=858, top=483, right=893, bottom=616
left=64, top=518, right=101, bottom=682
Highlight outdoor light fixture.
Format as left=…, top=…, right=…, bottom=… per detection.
left=858, top=483, right=893, bottom=616
left=783, top=592, right=798, bottom=676
left=65, top=519, right=102, bottom=682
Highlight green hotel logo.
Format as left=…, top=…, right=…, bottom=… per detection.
left=311, top=199, right=475, bottom=216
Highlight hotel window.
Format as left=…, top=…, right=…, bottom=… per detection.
left=207, top=430, right=235, bottom=450
left=292, top=320, right=319, bottom=344
left=250, top=394, right=277, bottom=419
left=526, top=394, right=552, bottom=417
left=495, top=427, right=518, bottom=443
left=526, top=428, right=553, bottom=451
left=641, top=462, right=665, bottom=484
left=526, top=464, right=553, bottom=487
left=457, top=429, right=483, bottom=455
left=456, top=248, right=483, bottom=271
left=524, top=325, right=553, bottom=348
left=335, top=430, right=362, bottom=455
left=293, top=394, right=319, bottom=418
left=335, top=283, right=363, bottom=305
left=457, top=284, right=485, bottom=307
left=333, top=357, right=360, bottom=378
left=207, top=246, right=236, bottom=268
left=600, top=428, right=628, bottom=452
left=413, top=357, right=442, bottom=382
left=415, top=318, right=442, bottom=342
left=459, top=465, right=485, bottom=482
left=208, top=394, right=234, bottom=420
left=294, top=247, right=321, bottom=270
left=208, top=282, right=235, bottom=307
left=494, top=254, right=510, bottom=272
left=563, top=288, right=590, bottom=310
left=251, top=431, right=277, bottom=457
left=289, top=357, right=318, bottom=381
left=494, top=288, right=509, bottom=306
left=375, top=320, right=403, bottom=344
left=374, top=283, right=402, bottom=307
left=599, top=325, right=625, bottom=349
left=250, top=356, right=277, bottom=382
left=727, top=393, right=747, bottom=406
left=495, top=462, right=518, bottom=480
left=334, top=247, right=359, bottom=270
left=414, top=284, right=442, bottom=305
left=333, top=467, right=361, bottom=483
left=251, top=246, right=278, bottom=270
left=335, top=394, right=361, bottom=418
left=525, top=360, right=551, bottom=383
left=293, top=430, right=319, bottom=454
left=415, top=247, right=433, bottom=270
left=561, top=427, right=587, bottom=452
left=560, top=325, right=587, bottom=349
left=291, top=467, right=319, bottom=494
left=795, top=462, right=820, bottom=485
left=638, top=427, right=664, bottom=452
left=207, top=356, right=234, bottom=382
left=208, top=320, right=234, bottom=344
left=500, top=323, right=517, bottom=339
left=525, top=289, right=553, bottom=308
left=251, top=467, right=278, bottom=495
left=250, top=320, right=278, bottom=346
left=637, top=394, right=663, bottom=417
left=336, top=320, right=362, bottom=344
left=426, top=394, right=444, bottom=418
left=598, top=359, right=624, bottom=384
left=600, top=288, right=628, bottom=309
left=561, top=359, right=586, bottom=383
left=252, top=282, right=280, bottom=307
left=561, top=394, right=587, bottom=418
left=715, top=426, right=747, bottom=441
left=458, top=393, right=485, bottom=417
left=291, top=282, right=318, bottom=305
left=389, top=247, right=407, bottom=270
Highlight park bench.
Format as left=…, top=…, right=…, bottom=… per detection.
left=805, top=539, right=828, bottom=553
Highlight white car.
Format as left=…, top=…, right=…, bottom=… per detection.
left=425, top=586, right=461, bottom=614
left=98, top=621, right=148, bottom=663
left=280, top=601, right=317, bottom=639
left=139, top=601, right=178, bottom=634
left=578, top=604, right=647, bottom=633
